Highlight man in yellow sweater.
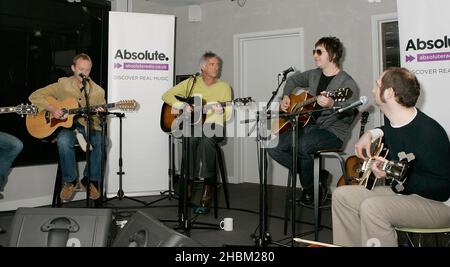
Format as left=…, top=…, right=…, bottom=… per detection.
left=29, top=53, right=105, bottom=201
left=162, top=51, right=232, bottom=214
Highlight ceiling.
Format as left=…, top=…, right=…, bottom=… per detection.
left=146, top=0, right=225, bottom=7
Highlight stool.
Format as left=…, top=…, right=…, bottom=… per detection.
left=312, top=149, right=348, bottom=240
left=283, top=148, right=348, bottom=239
left=395, top=226, right=450, bottom=247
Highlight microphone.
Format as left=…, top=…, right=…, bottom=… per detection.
left=78, top=72, right=90, bottom=81
left=337, top=96, right=368, bottom=113
left=191, top=72, right=201, bottom=77
left=278, top=67, right=296, bottom=76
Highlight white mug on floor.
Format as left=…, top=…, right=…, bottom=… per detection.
left=220, top=218, right=233, bottom=231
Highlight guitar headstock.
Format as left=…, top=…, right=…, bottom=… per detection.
left=233, top=97, right=254, bottom=106
left=384, top=160, right=409, bottom=182
left=16, top=104, right=38, bottom=115
left=327, top=88, right=351, bottom=102
left=116, top=100, right=138, bottom=111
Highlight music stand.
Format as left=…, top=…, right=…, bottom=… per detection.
left=103, top=112, right=147, bottom=206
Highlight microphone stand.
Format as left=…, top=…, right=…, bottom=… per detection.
left=80, top=77, right=92, bottom=207
left=251, top=73, right=289, bottom=247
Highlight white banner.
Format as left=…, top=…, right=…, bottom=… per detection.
left=397, top=0, right=450, bottom=134
left=107, top=12, right=175, bottom=196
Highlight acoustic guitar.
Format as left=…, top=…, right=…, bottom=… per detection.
left=0, top=104, right=38, bottom=116
left=271, top=88, right=350, bottom=135
left=336, top=111, right=369, bottom=187
left=160, top=95, right=253, bottom=133
left=26, top=96, right=137, bottom=139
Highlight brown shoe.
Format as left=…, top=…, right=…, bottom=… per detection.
left=78, top=181, right=101, bottom=200
left=88, top=184, right=101, bottom=200
left=200, top=184, right=215, bottom=208
left=60, top=183, right=76, bottom=200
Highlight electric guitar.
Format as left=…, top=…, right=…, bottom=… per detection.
left=160, top=95, right=253, bottom=133
left=26, top=96, right=138, bottom=139
left=0, top=104, right=38, bottom=116
left=271, top=88, right=350, bottom=135
left=336, top=111, right=369, bottom=187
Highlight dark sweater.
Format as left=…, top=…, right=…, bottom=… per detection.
left=382, top=109, right=450, bottom=201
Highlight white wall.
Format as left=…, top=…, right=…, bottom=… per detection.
left=1, top=0, right=398, bottom=211
left=135, top=0, right=398, bottom=187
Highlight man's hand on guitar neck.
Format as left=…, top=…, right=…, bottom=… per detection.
left=371, top=156, right=388, bottom=179
left=211, top=103, right=223, bottom=114
left=317, top=91, right=335, bottom=108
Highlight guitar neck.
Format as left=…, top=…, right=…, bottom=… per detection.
left=294, top=91, right=337, bottom=110
left=303, top=96, right=319, bottom=106
left=0, top=107, right=14, bottom=114
left=204, top=100, right=232, bottom=109
left=68, top=103, right=115, bottom=114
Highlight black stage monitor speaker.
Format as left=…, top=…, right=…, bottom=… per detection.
left=113, top=210, right=201, bottom=247
left=9, top=207, right=112, bottom=247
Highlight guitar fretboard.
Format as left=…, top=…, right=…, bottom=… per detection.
left=0, top=107, right=14, bottom=114
left=67, top=103, right=117, bottom=115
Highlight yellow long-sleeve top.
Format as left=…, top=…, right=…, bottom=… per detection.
left=162, top=76, right=232, bottom=126
left=29, top=76, right=106, bottom=131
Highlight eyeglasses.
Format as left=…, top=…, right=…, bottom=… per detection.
left=313, top=49, right=324, bottom=56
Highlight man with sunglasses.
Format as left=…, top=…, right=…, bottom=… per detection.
left=332, top=67, right=450, bottom=247
left=268, top=36, right=360, bottom=206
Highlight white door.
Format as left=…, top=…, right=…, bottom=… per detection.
left=233, top=28, right=304, bottom=186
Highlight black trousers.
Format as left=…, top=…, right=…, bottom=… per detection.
left=186, top=124, right=224, bottom=185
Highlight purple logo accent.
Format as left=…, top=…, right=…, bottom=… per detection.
left=114, top=63, right=122, bottom=69
left=405, top=55, right=415, bottom=62
left=417, top=51, right=450, bottom=62
left=123, top=63, right=169, bottom=70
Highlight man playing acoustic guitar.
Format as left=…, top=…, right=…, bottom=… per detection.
left=162, top=51, right=232, bottom=214
left=29, top=53, right=105, bottom=201
left=267, top=36, right=360, bottom=205
left=332, top=67, right=450, bottom=247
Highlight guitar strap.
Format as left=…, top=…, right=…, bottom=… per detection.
left=186, top=76, right=197, bottom=99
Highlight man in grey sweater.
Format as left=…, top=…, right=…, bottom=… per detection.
left=268, top=36, right=360, bottom=205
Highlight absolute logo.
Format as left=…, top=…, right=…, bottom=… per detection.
left=114, top=49, right=169, bottom=61
left=113, top=49, right=170, bottom=71
left=406, top=36, right=450, bottom=51
left=404, top=36, right=450, bottom=63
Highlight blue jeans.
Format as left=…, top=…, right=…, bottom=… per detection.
left=267, top=124, right=342, bottom=189
left=56, top=123, right=103, bottom=184
left=0, top=132, right=23, bottom=188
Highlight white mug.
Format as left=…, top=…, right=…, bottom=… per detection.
left=220, top=218, right=233, bottom=231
